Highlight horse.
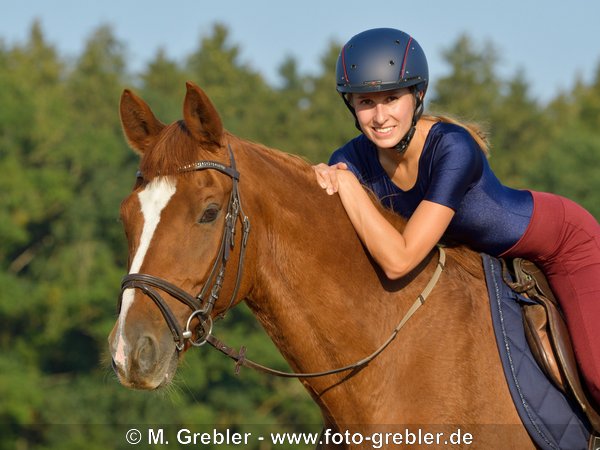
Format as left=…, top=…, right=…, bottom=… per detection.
left=108, top=81, right=535, bottom=449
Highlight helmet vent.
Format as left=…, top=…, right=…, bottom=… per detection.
left=389, top=60, right=395, bottom=66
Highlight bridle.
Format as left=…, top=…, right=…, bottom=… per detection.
left=118, top=144, right=250, bottom=352
left=118, top=144, right=446, bottom=378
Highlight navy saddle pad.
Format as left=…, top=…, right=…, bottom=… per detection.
left=482, top=253, right=591, bottom=450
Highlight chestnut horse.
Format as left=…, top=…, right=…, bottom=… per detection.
left=108, top=82, right=534, bottom=448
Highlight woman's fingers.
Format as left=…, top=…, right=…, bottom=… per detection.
left=313, top=163, right=330, bottom=189
left=313, top=162, right=349, bottom=195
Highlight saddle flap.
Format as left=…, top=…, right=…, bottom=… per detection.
left=512, top=258, right=600, bottom=433
left=522, top=304, right=566, bottom=391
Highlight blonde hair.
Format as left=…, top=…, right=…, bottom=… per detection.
left=422, top=114, right=490, bottom=157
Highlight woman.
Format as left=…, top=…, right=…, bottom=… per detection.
left=314, top=27, right=600, bottom=406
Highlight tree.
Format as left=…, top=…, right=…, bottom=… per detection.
left=488, top=71, right=546, bottom=187
left=429, top=34, right=502, bottom=120
left=139, top=48, right=190, bottom=122
left=186, top=23, right=275, bottom=145
left=302, top=41, right=357, bottom=163
left=525, top=63, right=600, bottom=218
left=0, top=20, right=68, bottom=272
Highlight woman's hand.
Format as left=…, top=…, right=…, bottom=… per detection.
left=313, top=162, right=349, bottom=195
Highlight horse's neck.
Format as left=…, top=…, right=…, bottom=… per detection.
left=237, top=142, right=424, bottom=389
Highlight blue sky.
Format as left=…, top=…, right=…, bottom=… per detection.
left=1, top=0, right=598, bottom=103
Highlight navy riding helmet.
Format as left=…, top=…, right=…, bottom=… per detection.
left=336, top=28, right=429, bottom=153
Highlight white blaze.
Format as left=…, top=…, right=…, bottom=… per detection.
left=113, top=177, right=177, bottom=369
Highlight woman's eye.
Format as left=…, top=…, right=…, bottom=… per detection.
left=198, top=206, right=220, bottom=223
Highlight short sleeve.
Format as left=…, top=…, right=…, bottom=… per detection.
left=424, top=129, right=483, bottom=211
left=328, top=142, right=365, bottom=183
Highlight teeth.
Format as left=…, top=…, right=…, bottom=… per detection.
left=375, top=127, right=393, bottom=133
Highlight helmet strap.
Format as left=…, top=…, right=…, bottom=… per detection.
left=392, top=89, right=424, bottom=155
left=340, top=93, right=362, bottom=131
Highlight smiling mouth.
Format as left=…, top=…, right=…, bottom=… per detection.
left=373, top=126, right=394, bottom=134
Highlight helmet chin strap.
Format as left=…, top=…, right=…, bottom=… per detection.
left=341, top=93, right=362, bottom=132
left=392, top=90, right=424, bottom=155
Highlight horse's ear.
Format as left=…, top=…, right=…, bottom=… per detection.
left=119, top=89, right=165, bottom=155
left=183, top=81, right=223, bottom=148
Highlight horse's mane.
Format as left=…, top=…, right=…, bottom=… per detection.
left=141, top=121, right=316, bottom=177
left=227, top=133, right=314, bottom=176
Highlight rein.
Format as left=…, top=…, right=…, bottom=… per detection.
left=118, top=144, right=446, bottom=377
left=208, top=246, right=446, bottom=378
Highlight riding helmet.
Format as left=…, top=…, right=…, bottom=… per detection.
left=336, top=28, right=428, bottom=95
left=335, top=28, right=429, bottom=152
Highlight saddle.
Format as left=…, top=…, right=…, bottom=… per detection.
left=503, top=258, right=600, bottom=449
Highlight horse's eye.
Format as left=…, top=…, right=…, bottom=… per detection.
left=198, top=205, right=220, bottom=223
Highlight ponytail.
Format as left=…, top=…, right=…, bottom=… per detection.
left=422, top=115, right=490, bottom=157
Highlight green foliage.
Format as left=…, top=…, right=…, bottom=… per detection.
left=186, top=23, right=275, bottom=144
left=139, top=48, right=190, bottom=121
left=301, top=41, right=358, bottom=162
left=430, top=34, right=503, bottom=119
left=1, top=20, right=599, bottom=450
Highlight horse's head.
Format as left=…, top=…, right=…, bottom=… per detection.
left=108, top=82, right=250, bottom=389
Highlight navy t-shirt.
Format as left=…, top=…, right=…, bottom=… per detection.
left=329, top=122, right=533, bottom=256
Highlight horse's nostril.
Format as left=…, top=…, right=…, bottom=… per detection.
left=135, top=335, right=158, bottom=374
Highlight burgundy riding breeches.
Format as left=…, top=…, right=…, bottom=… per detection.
left=501, top=191, right=600, bottom=407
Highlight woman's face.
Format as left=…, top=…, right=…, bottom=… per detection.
left=351, top=88, right=415, bottom=150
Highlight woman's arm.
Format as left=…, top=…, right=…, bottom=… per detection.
left=322, top=167, right=454, bottom=279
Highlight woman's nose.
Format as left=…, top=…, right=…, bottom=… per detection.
left=373, top=103, right=387, bottom=124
